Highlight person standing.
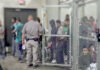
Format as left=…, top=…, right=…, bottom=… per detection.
left=22, top=15, right=42, bottom=69
left=63, top=20, right=70, bottom=64
left=0, top=20, right=5, bottom=57
left=49, top=19, right=57, bottom=63
left=89, top=44, right=97, bottom=70
left=79, top=16, right=88, bottom=55
left=89, top=16, right=97, bottom=38
left=11, top=17, right=17, bottom=56
left=13, top=18, right=24, bottom=61
left=56, top=20, right=64, bottom=64
left=36, top=17, right=43, bottom=63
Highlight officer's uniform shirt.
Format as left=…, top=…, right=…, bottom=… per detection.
left=22, top=20, right=42, bottom=39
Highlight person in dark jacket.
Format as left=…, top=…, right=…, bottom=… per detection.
left=63, top=20, right=70, bottom=64
left=49, top=19, right=57, bottom=63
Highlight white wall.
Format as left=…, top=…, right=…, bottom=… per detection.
left=46, top=0, right=59, bottom=20
left=0, top=0, right=45, bottom=25
left=59, top=2, right=97, bottom=22
left=60, top=7, right=72, bottom=22
left=43, top=0, right=59, bottom=34
left=84, top=3, right=97, bottom=19
left=78, top=2, right=97, bottom=19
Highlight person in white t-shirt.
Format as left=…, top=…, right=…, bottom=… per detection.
left=56, top=20, right=64, bottom=64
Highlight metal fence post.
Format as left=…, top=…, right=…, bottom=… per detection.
left=97, top=0, right=100, bottom=70
left=72, top=1, right=79, bottom=70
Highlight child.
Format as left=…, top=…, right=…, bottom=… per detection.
left=79, top=47, right=92, bottom=70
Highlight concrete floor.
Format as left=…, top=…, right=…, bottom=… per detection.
left=0, top=56, right=69, bottom=70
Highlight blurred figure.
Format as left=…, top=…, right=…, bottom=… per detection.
left=89, top=44, right=96, bottom=63
left=36, top=17, right=43, bottom=63
left=56, top=20, right=64, bottom=64
left=63, top=20, right=70, bottom=64
left=79, top=47, right=92, bottom=70
left=63, top=20, right=69, bottom=35
left=11, top=17, right=17, bottom=56
left=49, top=19, right=57, bottom=63
left=22, top=15, right=42, bottom=69
left=89, top=16, right=96, bottom=29
left=36, top=17, right=42, bottom=26
left=65, top=14, right=70, bottom=21
left=0, top=20, right=5, bottom=57
left=79, top=16, right=88, bottom=55
left=80, top=16, right=88, bottom=37
left=89, top=44, right=97, bottom=70
left=97, top=28, right=100, bottom=42
left=89, top=16, right=97, bottom=38
left=13, top=18, right=24, bottom=62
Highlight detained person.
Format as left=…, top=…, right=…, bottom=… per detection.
left=56, top=20, right=64, bottom=64
left=49, top=19, right=57, bottom=63
left=11, top=17, right=17, bottom=56
left=0, top=20, right=5, bottom=57
left=13, top=18, right=24, bottom=61
left=79, top=47, right=92, bottom=70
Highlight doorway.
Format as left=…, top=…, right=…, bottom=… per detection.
left=4, top=8, right=37, bottom=46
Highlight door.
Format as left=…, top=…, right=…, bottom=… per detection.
left=4, top=8, right=37, bottom=46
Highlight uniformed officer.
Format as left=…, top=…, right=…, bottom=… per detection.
left=22, top=15, right=42, bottom=68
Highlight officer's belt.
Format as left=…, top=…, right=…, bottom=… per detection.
left=26, top=38, right=39, bottom=41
